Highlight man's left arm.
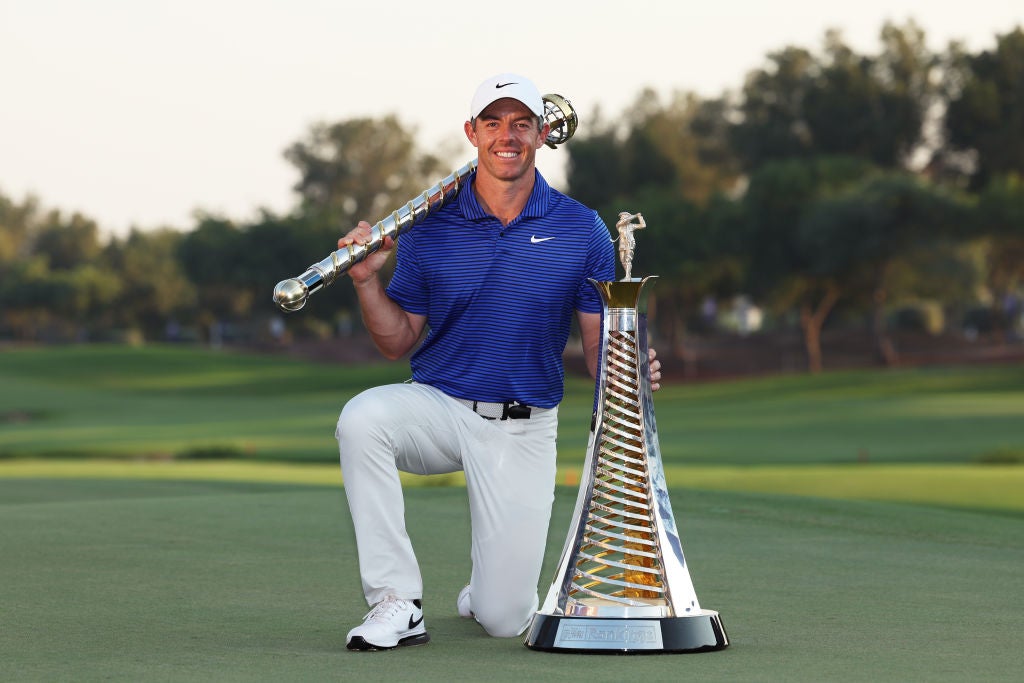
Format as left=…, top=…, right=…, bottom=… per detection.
left=577, top=311, right=602, bottom=380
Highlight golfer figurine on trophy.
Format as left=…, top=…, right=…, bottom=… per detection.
left=524, top=212, right=728, bottom=654
left=614, top=211, right=646, bottom=281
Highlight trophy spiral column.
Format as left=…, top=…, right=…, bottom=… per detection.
left=525, top=214, right=728, bottom=654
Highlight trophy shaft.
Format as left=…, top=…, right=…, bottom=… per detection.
left=527, top=268, right=728, bottom=654
left=541, top=277, right=699, bottom=619
left=272, top=160, right=477, bottom=311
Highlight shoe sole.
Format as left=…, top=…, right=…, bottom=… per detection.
left=346, top=632, right=431, bottom=651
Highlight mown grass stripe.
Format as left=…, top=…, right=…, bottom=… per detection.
left=2, top=459, right=1020, bottom=511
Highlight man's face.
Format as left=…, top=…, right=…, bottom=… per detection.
left=464, top=98, right=549, bottom=183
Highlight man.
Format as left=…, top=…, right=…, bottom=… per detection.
left=335, top=73, right=661, bottom=651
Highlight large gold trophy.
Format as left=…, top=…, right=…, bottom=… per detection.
left=524, top=213, right=728, bottom=654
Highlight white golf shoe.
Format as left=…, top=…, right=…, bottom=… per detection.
left=456, top=584, right=474, bottom=619
left=346, top=596, right=429, bottom=651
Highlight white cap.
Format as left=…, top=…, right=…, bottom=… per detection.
left=469, top=73, right=544, bottom=120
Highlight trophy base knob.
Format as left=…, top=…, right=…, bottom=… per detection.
left=524, top=610, right=728, bottom=654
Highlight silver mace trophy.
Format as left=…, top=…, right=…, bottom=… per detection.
left=272, top=94, right=577, bottom=312
left=524, top=212, right=729, bottom=654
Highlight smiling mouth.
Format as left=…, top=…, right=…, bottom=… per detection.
left=496, top=151, right=519, bottom=159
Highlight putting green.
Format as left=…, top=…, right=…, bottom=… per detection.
left=1, top=478, right=1020, bottom=682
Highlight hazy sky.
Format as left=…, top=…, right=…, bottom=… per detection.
left=1, top=0, right=1021, bottom=236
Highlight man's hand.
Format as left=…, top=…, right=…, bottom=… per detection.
left=336, top=220, right=425, bottom=360
left=648, top=347, right=662, bottom=392
left=338, top=221, right=396, bottom=286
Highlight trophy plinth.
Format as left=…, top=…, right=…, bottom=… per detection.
left=525, top=612, right=728, bottom=654
left=525, top=215, right=728, bottom=654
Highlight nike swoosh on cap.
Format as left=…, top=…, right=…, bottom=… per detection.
left=530, top=235, right=556, bottom=243
left=495, top=82, right=517, bottom=88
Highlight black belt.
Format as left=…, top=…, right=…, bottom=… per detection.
left=454, top=398, right=532, bottom=420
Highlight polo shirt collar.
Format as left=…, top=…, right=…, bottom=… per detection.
left=458, top=169, right=552, bottom=223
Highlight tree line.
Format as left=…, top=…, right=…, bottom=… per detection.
left=1, top=21, right=1022, bottom=372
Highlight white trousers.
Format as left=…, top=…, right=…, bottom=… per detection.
left=335, top=382, right=558, bottom=637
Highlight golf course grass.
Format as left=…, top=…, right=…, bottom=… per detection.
left=2, top=479, right=1021, bottom=682
left=2, top=458, right=1023, bottom=512
left=3, top=344, right=1024, bottom=467
left=2, top=344, right=1023, bottom=680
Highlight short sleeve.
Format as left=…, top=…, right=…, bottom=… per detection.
left=385, top=235, right=428, bottom=315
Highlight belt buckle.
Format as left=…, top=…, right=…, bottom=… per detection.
left=467, top=398, right=531, bottom=420
left=504, top=402, right=532, bottom=420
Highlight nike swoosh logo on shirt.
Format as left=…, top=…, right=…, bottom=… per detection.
left=530, top=235, right=555, bottom=243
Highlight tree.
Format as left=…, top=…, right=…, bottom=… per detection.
left=732, top=22, right=934, bottom=171
left=104, top=228, right=196, bottom=339
left=0, top=190, right=38, bottom=264
left=275, top=115, right=456, bottom=329
left=563, top=92, right=743, bottom=365
left=943, top=28, right=1024, bottom=188
left=176, top=216, right=251, bottom=338
left=50, top=265, right=123, bottom=339
left=0, top=255, right=47, bottom=340
left=594, top=187, right=742, bottom=368
left=731, top=45, right=818, bottom=168
left=0, top=193, right=119, bottom=341
left=236, top=212, right=350, bottom=337
left=799, top=173, right=971, bottom=365
left=31, top=210, right=102, bottom=270
left=557, top=93, right=746, bottom=371
left=283, top=115, right=448, bottom=231
left=807, top=24, right=933, bottom=167
left=739, top=156, right=876, bottom=372
left=565, top=110, right=628, bottom=211
left=626, top=91, right=742, bottom=205
left=567, top=91, right=740, bottom=210
left=974, top=174, right=1024, bottom=338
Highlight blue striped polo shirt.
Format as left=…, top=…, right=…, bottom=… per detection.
left=386, top=170, right=615, bottom=408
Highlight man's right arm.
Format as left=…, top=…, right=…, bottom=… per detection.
left=340, top=221, right=426, bottom=360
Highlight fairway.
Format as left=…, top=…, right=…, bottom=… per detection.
left=3, top=345, right=1024, bottom=467
left=2, top=345, right=1023, bottom=680
left=1, top=478, right=1022, bottom=682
